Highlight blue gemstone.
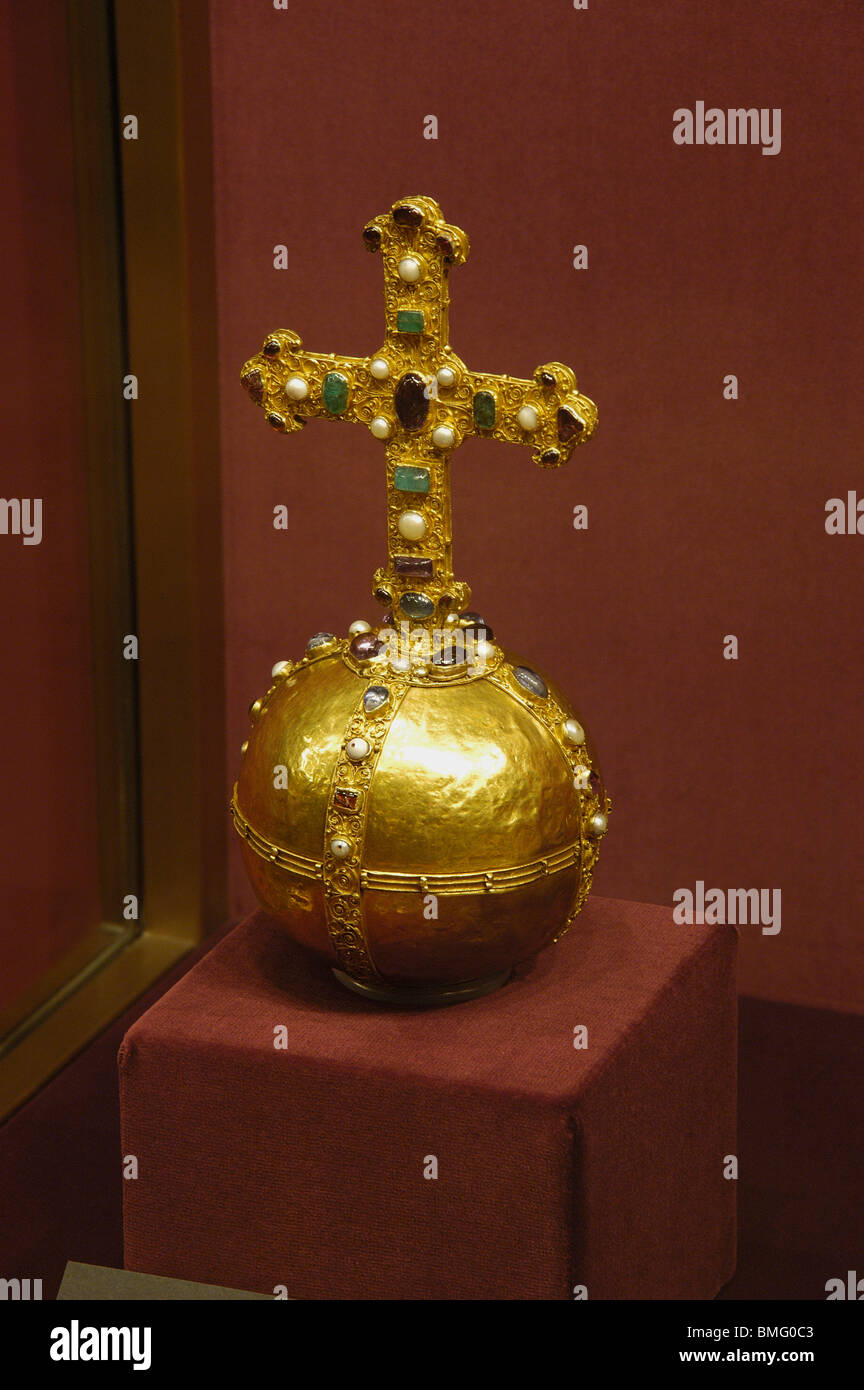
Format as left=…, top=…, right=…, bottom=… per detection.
left=364, top=686, right=390, bottom=712
left=400, top=592, right=434, bottom=620
left=513, top=665, right=548, bottom=698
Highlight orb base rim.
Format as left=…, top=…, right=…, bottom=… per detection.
left=331, top=967, right=511, bottom=1007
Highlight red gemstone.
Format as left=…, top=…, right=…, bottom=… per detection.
left=394, top=555, right=434, bottom=578
left=263, top=340, right=280, bottom=356
left=333, top=787, right=359, bottom=811
left=557, top=407, right=584, bottom=443
left=393, top=203, right=424, bottom=228
left=459, top=610, right=494, bottom=641
left=350, top=633, right=384, bottom=661
left=362, top=225, right=381, bottom=251
left=241, top=369, right=264, bottom=404
left=394, top=372, right=430, bottom=432
left=436, top=233, right=455, bottom=263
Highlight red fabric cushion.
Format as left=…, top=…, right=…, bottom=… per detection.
left=120, top=898, right=737, bottom=1299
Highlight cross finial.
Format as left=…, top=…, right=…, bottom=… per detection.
left=241, top=195, right=598, bottom=628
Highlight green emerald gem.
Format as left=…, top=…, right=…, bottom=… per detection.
left=322, top=371, right=349, bottom=414
left=473, top=390, right=496, bottom=429
left=396, top=309, right=425, bottom=334
left=394, top=465, right=430, bottom=494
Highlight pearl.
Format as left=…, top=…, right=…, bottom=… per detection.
left=437, top=366, right=456, bottom=388
left=563, top=717, right=585, bottom=745
left=370, top=357, right=390, bottom=379
left=589, top=812, right=608, bottom=838
left=398, top=510, right=426, bottom=540
left=330, top=836, right=352, bottom=859
left=345, top=736, right=370, bottom=762
left=271, top=660, right=291, bottom=677
left=474, top=640, right=496, bottom=663
left=370, top=416, right=391, bottom=439
left=389, top=654, right=411, bottom=673
left=398, top=257, right=422, bottom=282
left=285, top=376, right=308, bottom=401
left=517, top=405, right=539, bottom=431
left=432, top=424, right=455, bottom=449
left=348, top=620, right=371, bottom=636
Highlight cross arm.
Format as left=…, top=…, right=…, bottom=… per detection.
left=435, top=360, right=598, bottom=469
left=241, top=330, right=387, bottom=435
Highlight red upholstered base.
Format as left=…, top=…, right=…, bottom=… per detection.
left=119, top=899, right=737, bottom=1300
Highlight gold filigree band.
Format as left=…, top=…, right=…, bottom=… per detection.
left=230, top=787, right=581, bottom=896
left=318, top=680, right=410, bottom=981
left=486, top=667, right=611, bottom=938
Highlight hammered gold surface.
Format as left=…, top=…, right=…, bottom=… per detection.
left=364, top=678, right=581, bottom=873
left=239, top=854, right=335, bottom=963
left=236, top=655, right=360, bottom=862
left=363, top=871, right=579, bottom=985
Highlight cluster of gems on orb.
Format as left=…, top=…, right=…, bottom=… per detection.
left=233, top=196, right=611, bottom=1006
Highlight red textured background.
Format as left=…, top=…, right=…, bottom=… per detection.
left=210, top=0, right=864, bottom=1013
left=0, top=0, right=101, bottom=1008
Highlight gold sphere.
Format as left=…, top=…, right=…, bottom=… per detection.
left=232, top=637, right=610, bottom=1004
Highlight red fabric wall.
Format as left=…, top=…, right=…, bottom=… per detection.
left=0, top=0, right=102, bottom=1007
left=209, top=0, right=864, bottom=1012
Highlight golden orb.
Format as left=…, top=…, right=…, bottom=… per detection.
left=232, top=630, right=609, bottom=1004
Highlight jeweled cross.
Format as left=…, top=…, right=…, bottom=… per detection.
left=241, top=195, right=598, bottom=627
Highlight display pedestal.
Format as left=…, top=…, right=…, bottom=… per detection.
left=119, top=899, right=737, bottom=1300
